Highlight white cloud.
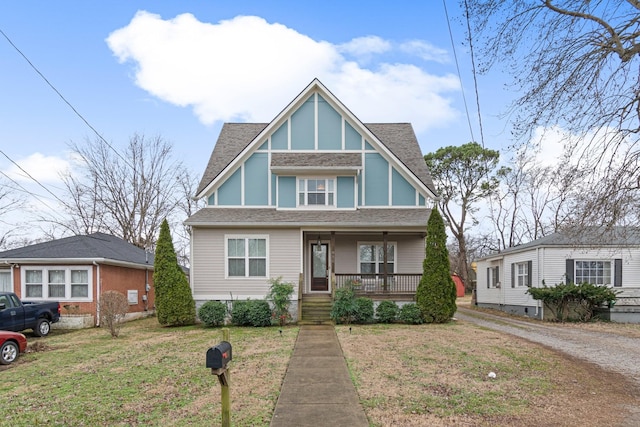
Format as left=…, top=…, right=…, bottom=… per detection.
left=107, top=12, right=460, bottom=132
left=337, top=36, right=391, bottom=56
left=3, top=153, right=69, bottom=184
left=400, top=40, right=449, bottom=63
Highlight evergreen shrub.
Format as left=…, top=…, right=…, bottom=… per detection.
left=376, top=300, right=399, bottom=323
left=198, top=301, right=227, bottom=327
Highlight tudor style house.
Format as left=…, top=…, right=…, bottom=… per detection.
left=0, top=233, right=155, bottom=327
left=186, top=79, right=438, bottom=321
left=476, top=228, right=640, bottom=323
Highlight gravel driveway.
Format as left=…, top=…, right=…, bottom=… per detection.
left=455, top=306, right=640, bottom=386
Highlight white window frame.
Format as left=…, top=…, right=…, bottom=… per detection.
left=21, top=266, right=92, bottom=301
left=575, top=260, right=612, bottom=285
left=357, top=242, right=397, bottom=275
left=515, top=262, right=528, bottom=287
left=225, top=235, right=269, bottom=279
left=297, top=177, right=336, bottom=208
left=489, top=266, right=500, bottom=288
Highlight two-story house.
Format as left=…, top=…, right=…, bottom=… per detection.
left=186, top=79, right=438, bottom=321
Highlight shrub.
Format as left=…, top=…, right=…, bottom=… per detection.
left=99, top=291, right=129, bottom=338
left=231, top=300, right=251, bottom=326
left=198, top=301, right=227, bottom=327
left=267, top=277, right=295, bottom=326
left=376, top=300, right=399, bottom=323
left=247, top=300, right=272, bottom=327
left=330, top=287, right=357, bottom=324
left=153, top=219, right=196, bottom=326
left=527, top=281, right=619, bottom=322
left=399, top=303, right=424, bottom=324
left=353, top=297, right=374, bottom=324
left=416, top=207, right=457, bottom=323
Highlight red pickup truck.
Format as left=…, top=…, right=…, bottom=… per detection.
left=0, top=292, right=61, bottom=337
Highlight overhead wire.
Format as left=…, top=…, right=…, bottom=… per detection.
left=0, top=27, right=135, bottom=171
left=442, top=0, right=477, bottom=144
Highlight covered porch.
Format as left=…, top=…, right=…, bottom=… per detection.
left=298, top=230, right=424, bottom=323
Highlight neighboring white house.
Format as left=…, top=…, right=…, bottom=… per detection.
left=476, top=228, right=640, bottom=323
left=185, top=79, right=439, bottom=321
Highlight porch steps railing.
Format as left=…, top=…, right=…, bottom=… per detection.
left=300, top=294, right=333, bottom=324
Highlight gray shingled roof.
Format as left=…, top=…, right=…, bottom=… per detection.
left=271, top=153, right=362, bottom=169
left=196, top=123, right=268, bottom=194
left=185, top=207, right=430, bottom=228
left=483, top=227, right=640, bottom=259
left=195, top=122, right=437, bottom=196
left=0, top=232, right=154, bottom=266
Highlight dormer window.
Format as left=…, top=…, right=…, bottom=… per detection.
left=298, top=178, right=335, bottom=207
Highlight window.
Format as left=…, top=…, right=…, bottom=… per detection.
left=71, top=270, right=89, bottom=298
left=513, top=261, right=531, bottom=287
left=298, top=178, right=335, bottom=207
left=22, top=267, right=92, bottom=300
left=0, top=271, right=11, bottom=292
left=487, top=266, right=500, bottom=288
left=575, top=260, right=611, bottom=285
left=25, top=269, right=43, bottom=297
left=358, top=243, right=395, bottom=275
left=227, top=237, right=267, bottom=278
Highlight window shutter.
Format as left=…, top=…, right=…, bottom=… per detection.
left=511, top=263, right=515, bottom=288
left=614, top=258, right=622, bottom=287
left=527, top=260, right=533, bottom=287
left=487, top=268, right=490, bottom=289
left=565, top=259, right=574, bottom=284
left=496, top=266, right=499, bottom=284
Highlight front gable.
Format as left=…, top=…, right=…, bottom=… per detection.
left=196, top=79, right=437, bottom=210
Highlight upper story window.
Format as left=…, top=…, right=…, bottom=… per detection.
left=575, top=260, right=611, bottom=285
left=298, top=178, right=335, bottom=207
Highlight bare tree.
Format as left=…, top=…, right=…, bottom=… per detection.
left=488, top=148, right=582, bottom=248
left=464, top=0, right=640, bottom=227
left=58, top=134, right=189, bottom=249
left=0, top=177, right=26, bottom=249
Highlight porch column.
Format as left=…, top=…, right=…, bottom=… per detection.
left=330, top=231, right=336, bottom=274
left=383, top=231, right=388, bottom=291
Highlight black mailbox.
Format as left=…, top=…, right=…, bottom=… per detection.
left=207, top=341, right=232, bottom=369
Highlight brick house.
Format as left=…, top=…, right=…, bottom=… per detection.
left=0, top=232, right=155, bottom=326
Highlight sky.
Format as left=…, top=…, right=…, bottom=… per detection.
left=0, top=1, right=530, bottom=242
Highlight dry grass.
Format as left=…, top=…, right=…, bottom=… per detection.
left=337, top=304, right=640, bottom=426
left=2, top=310, right=639, bottom=426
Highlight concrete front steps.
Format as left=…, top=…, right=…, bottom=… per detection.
left=299, top=294, right=333, bottom=325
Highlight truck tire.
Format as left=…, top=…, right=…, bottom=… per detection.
left=1, top=341, right=19, bottom=364
left=33, top=318, right=51, bottom=337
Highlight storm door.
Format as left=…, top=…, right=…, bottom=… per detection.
left=311, top=243, right=329, bottom=291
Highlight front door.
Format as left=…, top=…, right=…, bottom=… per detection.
left=311, top=243, right=329, bottom=291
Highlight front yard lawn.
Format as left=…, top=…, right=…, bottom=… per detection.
left=1, top=315, right=637, bottom=426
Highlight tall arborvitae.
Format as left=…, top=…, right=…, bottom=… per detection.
left=153, top=219, right=195, bottom=326
left=416, top=207, right=457, bottom=323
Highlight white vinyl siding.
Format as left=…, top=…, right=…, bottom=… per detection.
left=191, top=228, right=300, bottom=300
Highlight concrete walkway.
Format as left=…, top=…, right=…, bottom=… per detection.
left=270, top=325, right=369, bottom=427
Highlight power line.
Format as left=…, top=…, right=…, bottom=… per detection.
left=462, top=0, right=485, bottom=148
left=443, top=0, right=476, bottom=144
left=0, top=27, right=135, bottom=170
left=0, top=169, right=66, bottom=219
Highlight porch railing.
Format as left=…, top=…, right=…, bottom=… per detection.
left=334, top=273, right=422, bottom=295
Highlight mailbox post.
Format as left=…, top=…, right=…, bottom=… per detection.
left=206, top=328, right=232, bottom=427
